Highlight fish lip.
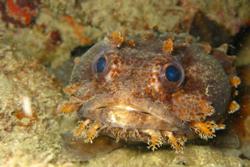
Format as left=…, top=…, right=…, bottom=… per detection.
left=83, top=103, right=154, bottom=119
left=99, top=104, right=150, bottom=115
left=81, top=103, right=158, bottom=120
left=78, top=101, right=184, bottom=131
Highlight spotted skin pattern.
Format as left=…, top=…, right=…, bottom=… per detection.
left=58, top=32, right=240, bottom=152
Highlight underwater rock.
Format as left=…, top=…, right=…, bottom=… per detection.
left=0, top=45, right=65, bottom=166
left=190, top=11, right=232, bottom=47
left=82, top=146, right=250, bottom=167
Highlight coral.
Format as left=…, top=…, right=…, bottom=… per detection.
left=0, top=0, right=40, bottom=27
left=63, top=15, right=92, bottom=45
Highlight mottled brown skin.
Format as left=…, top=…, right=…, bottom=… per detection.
left=60, top=32, right=238, bottom=151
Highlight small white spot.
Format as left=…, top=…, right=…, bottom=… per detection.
left=113, top=105, right=137, bottom=112
left=205, top=86, right=210, bottom=96
left=110, top=114, right=117, bottom=123
left=105, top=72, right=113, bottom=82
left=21, top=96, right=33, bottom=117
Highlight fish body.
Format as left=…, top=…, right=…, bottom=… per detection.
left=59, top=32, right=239, bottom=151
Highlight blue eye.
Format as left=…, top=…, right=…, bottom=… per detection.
left=96, top=57, right=106, bottom=73
left=165, top=65, right=181, bottom=82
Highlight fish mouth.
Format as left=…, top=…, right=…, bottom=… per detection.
left=78, top=98, right=185, bottom=132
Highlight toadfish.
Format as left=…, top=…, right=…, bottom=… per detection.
left=58, top=32, right=240, bottom=152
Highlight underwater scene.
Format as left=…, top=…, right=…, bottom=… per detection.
left=0, top=0, right=250, bottom=166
